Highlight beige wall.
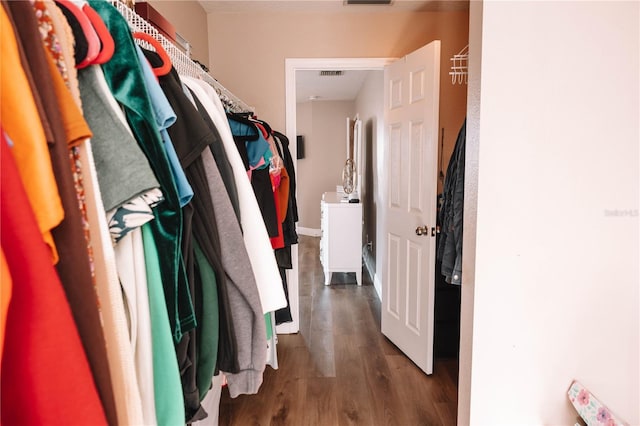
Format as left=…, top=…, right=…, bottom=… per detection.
left=207, top=9, right=469, bottom=170
left=295, top=101, right=313, bottom=228
left=147, top=0, right=209, bottom=66
left=296, top=100, right=355, bottom=229
left=354, top=71, right=384, bottom=285
left=462, top=1, right=639, bottom=424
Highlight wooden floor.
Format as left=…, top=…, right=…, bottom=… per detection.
left=220, top=236, right=459, bottom=425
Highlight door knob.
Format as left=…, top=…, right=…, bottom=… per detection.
left=415, top=225, right=429, bottom=236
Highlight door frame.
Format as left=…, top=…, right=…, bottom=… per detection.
left=277, top=57, right=395, bottom=334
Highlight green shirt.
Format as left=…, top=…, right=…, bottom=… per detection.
left=193, top=239, right=219, bottom=402
left=142, top=224, right=185, bottom=426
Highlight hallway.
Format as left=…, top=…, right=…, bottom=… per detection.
left=220, top=235, right=458, bottom=425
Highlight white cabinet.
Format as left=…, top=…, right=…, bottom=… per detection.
left=319, top=192, right=363, bottom=285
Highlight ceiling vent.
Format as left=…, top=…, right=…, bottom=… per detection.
left=345, top=0, right=392, bottom=4
left=319, top=70, right=344, bottom=77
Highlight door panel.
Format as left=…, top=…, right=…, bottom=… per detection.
left=387, top=234, right=401, bottom=319
left=410, top=68, right=425, bottom=103
left=406, top=241, right=423, bottom=333
left=409, top=120, right=425, bottom=212
left=381, top=41, right=441, bottom=375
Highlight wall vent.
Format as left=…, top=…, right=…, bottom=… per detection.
left=319, top=70, right=344, bottom=77
left=345, top=0, right=392, bottom=4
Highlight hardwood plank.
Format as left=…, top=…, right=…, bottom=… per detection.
left=219, top=235, right=459, bottom=425
left=359, top=346, right=410, bottom=426
left=300, top=377, right=339, bottom=425
left=276, top=344, right=320, bottom=379
left=332, top=287, right=357, bottom=336
left=268, top=377, right=304, bottom=426
left=434, top=401, right=458, bottom=426
left=385, top=354, right=443, bottom=426
left=333, top=333, right=376, bottom=426
left=308, top=307, right=336, bottom=377
left=220, top=386, right=272, bottom=426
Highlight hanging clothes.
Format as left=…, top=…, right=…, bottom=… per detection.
left=89, top=0, right=195, bottom=344
left=141, top=223, right=187, bottom=426
left=437, top=119, right=466, bottom=285
left=272, top=131, right=299, bottom=325
left=273, top=130, right=299, bottom=246
left=76, top=57, right=163, bottom=421
left=189, top=88, right=241, bottom=225
left=134, top=44, right=194, bottom=208
left=0, top=4, right=63, bottom=265
left=0, top=250, right=10, bottom=361
left=77, top=65, right=161, bottom=213
left=4, top=2, right=118, bottom=423
left=37, top=2, right=148, bottom=423
left=1, top=2, right=295, bottom=424
left=181, top=77, right=287, bottom=316
left=1, top=131, right=107, bottom=425
left=142, top=47, right=228, bottom=423
left=186, top=82, right=268, bottom=399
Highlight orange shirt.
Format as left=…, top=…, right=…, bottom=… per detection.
left=45, top=50, right=92, bottom=147
left=0, top=8, right=63, bottom=263
left=0, top=248, right=11, bottom=364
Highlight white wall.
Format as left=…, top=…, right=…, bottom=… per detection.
left=296, top=100, right=355, bottom=229
left=354, top=71, right=384, bottom=294
left=457, top=1, right=482, bottom=423
left=462, top=1, right=639, bottom=424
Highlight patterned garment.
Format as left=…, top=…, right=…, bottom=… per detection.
left=107, top=189, right=164, bottom=245
left=33, top=1, right=69, bottom=80
left=34, top=0, right=96, bottom=282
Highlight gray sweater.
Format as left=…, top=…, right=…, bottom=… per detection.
left=201, top=148, right=267, bottom=397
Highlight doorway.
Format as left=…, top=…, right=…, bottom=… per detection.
left=280, top=54, right=461, bottom=370
left=276, top=57, right=394, bottom=335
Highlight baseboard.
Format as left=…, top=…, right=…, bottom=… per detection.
left=374, top=274, right=382, bottom=300
left=363, top=250, right=381, bottom=301
left=276, top=322, right=298, bottom=334
left=297, top=227, right=321, bottom=237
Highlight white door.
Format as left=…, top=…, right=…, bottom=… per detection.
left=381, top=41, right=440, bottom=375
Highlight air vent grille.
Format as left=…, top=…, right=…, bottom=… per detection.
left=345, top=0, right=392, bottom=4
left=319, top=70, right=344, bottom=77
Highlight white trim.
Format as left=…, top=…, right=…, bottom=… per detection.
left=275, top=322, right=297, bottom=335
left=285, top=57, right=396, bottom=336
left=374, top=273, right=382, bottom=301
left=363, top=249, right=381, bottom=300
left=286, top=57, right=394, bottom=72
left=297, top=227, right=321, bottom=237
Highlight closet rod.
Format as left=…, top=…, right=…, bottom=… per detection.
left=109, top=0, right=254, bottom=113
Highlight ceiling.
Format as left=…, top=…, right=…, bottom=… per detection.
left=296, top=70, right=380, bottom=103
left=198, top=0, right=469, bottom=13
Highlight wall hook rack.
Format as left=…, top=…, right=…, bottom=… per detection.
left=449, top=44, right=468, bottom=85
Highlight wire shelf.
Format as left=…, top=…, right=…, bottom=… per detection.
left=109, top=0, right=254, bottom=113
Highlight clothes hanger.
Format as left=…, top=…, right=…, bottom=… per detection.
left=132, top=32, right=172, bottom=77
left=55, top=0, right=100, bottom=68
left=82, top=4, right=114, bottom=65
left=226, top=113, right=260, bottom=142
left=252, top=121, right=269, bottom=139
left=249, top=117, right=273, bottom=136
left=53, top=1, right=88, bottom=65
